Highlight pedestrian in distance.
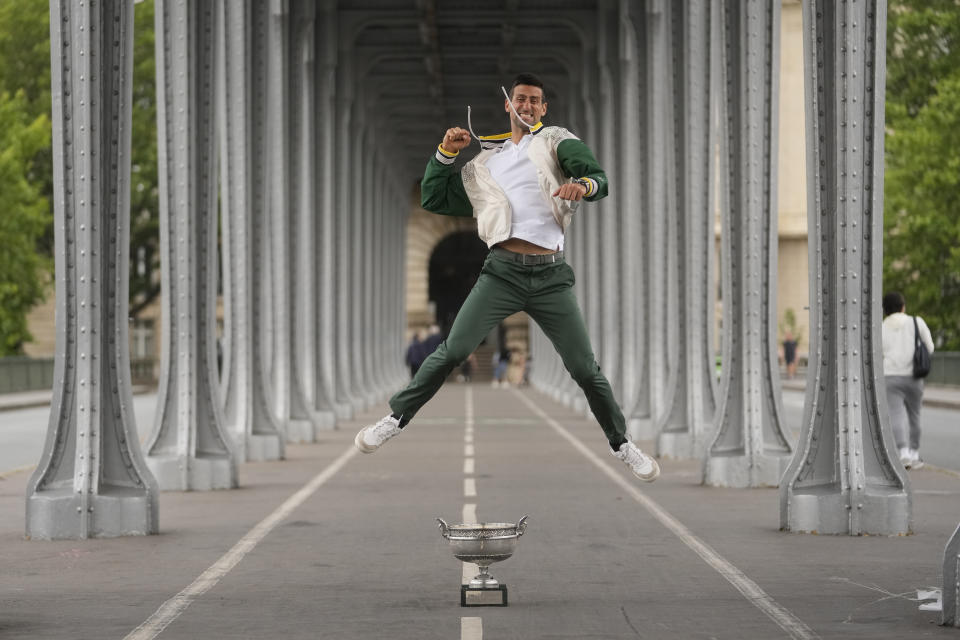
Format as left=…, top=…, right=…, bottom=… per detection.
left=355, top=73, right=659, bottom=482
left=882, top=291, right=934, bottom=470
left=492, top=346, right=511, bottom=388
left=782, top=331, right=798, bottom=380
left=404, top=330, right=425, bottom=378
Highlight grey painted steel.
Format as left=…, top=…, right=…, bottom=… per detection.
left=289, top=0, right=336, bottom=431
left=780, top=0, right=909, bottom=534
left=597, top=6, right=622, bottom=402
left=656, top=1, right=718, bottom=460
left=333, top=48, right=357, bottom=419
left=218, top=0, right=284, bottom=462
left=944, top=522, right=960, bottom=626
left=315, top=5, right=342, bottom=420
left=146, top=0, right=237, bottom=491
left=704, top=0, right=791, bottom=487
left=618, top=1, right=645, bottom=431
left=635, top=0, right=671, bottom=441
left=27, top=0, right=158, bottom=538
left=265, top=0, right=321, bottom=443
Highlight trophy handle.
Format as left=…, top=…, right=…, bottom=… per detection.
left=436, top=518, right=450, bottom=539
left=516, top=515, right=529, bottom=536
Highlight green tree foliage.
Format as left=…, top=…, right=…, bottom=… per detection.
left=885, top=1, right=960, bottom=348
left=0, top=1, right=160, bottom=354
left=0, top=90, right=51, bottom=354
left=129, top=1, right=161, bottom=318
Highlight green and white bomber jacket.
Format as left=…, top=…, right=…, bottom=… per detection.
left=420, top=122, right=609, bottom=248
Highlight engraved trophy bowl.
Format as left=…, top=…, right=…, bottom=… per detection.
left=437, top=516, right=529, bottom=588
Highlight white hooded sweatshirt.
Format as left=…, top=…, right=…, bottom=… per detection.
left=882, top=312, right=934, bottom=377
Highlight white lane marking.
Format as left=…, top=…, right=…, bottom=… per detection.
left=465, top=443, right=474, bottom=457
left=124, top=445, right=359, bottom=640
left=463, top=503, right=477, bottom=522
left=465, top=432, right=474, bottom=444
left=464, top=458, right=475, bottom=475
left=464, top=477, right=477, bottom=497
left=461, top=616, right=482, bottom=639
left=462, top=503, right=479, bottom=584
left=514, top=390, right=820, bottom=640
left=0, top=464, right=35, bottom=480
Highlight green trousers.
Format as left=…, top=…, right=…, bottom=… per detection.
left=389, top=249, right=628, bottom=450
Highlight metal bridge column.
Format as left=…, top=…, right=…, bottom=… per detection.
left=597, top=5, right=622, bottom=401
left=218, top=0, right=284, bottom=462
left=27, top=0, right=158, bottom=538
left=779, top=0, right=909, bottom=534
left=704, top=0, right=792, bottom=487
left=145, top=0, right=237, bottom=490
left=656, top=0, right=718, bottom=460
left=619, top=1, right=646, bottom=437
left=289, top=0, right=336, bottom=431
left=333, top=48, right=358, bottom=418
left=636, top=0, right=673, bottom=442
left=944, top=522, right=960, bottom=626
left=315, top=5, right=343, bottom=420
left=265, top=0, right=315, bottom=443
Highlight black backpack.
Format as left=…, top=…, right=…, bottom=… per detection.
left=912, top=316, right=932, bottom=379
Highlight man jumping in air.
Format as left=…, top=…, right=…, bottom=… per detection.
left=355, top=73, right=659, bottom=482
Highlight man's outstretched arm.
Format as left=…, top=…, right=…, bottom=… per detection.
left=556, top=138, right=609, bottom=202
left=420, top=127, right=474, bottom=217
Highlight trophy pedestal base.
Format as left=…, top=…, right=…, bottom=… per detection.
left=461, top=584, right=508, bottom=607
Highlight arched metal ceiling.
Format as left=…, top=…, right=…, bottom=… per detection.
left=333, top=0, right=601, bottom=184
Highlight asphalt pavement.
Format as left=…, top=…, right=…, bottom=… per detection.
left=0, top=383, right=958, bottom=639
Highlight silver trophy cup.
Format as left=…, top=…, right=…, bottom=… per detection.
left=437, top=516, right=529, bottom=606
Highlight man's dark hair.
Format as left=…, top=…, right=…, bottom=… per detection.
left=509, top=73, right=546, bottom=101
left=882, top=291, right=905, bottom=317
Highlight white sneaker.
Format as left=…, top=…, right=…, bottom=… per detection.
left=909, top=449, right=924, bottom=470
left=613, top=441, right=660, bottom=482
left=355, top=415, right=402, bottom=453
left=899, top=447, right=912, bottom=469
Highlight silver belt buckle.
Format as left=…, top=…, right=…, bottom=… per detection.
left=522, top=253, right=537, bottom=266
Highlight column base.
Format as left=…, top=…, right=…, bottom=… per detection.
left=146, top=453, right=237, bottom=491
left=334, top=402, right=353, bottom=421
left=657, top=430, right=702, bottom=460
left=703, top=451, right=790, bottom=488
left=627, top=417, right=657, bottom=441
left=781, top=484, right=911, bottom=535
left=284, top=418, right=315, bottom=444
left=26, top=485, right=158, bottom=540
left=313, top=409, right=336, bottom=430
left=244, top=433, right=285, bottom=462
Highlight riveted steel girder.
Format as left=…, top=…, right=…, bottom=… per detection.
left=944, top=522, right=960, bottom=626
left=314, top=5, right=341, bottom=420
left=618, top=1, right=646, bottom=430
left=703, top=0, right=792, bottom=487
left=27, top=0, right=158, bottom=538
left=633, top=0, right=674, bottom=441
left=596, top=4, right=622, bottom=402
left=146, top=0, right=238, bottom=491
left=779, top=0, right=908, bottom=535
left=288, top=0, right=336, bottom=431
left=265, top=0, right=327, bottom=443
left=656, top=0, right=718, bottom=460
left=218, top=0, right=284, bottom=462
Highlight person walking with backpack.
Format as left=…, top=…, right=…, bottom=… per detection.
left=882, top=292, right=935, bottom=469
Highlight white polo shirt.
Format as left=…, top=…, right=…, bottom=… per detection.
left=485, top=135, right=564, bottom=251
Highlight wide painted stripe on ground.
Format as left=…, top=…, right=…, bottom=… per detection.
left=514, top=389, right=820, bottom=640
left=124, top=445, right=359, bottom=640
left=461, top=616, right=482, bottom=639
